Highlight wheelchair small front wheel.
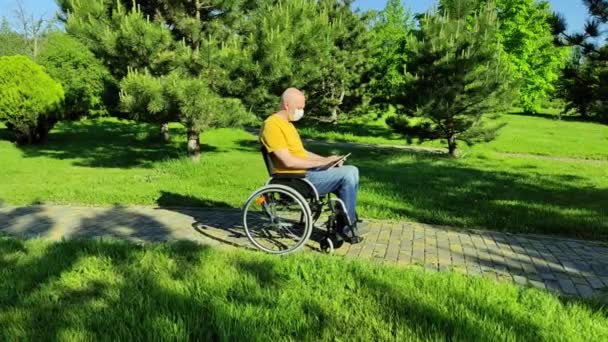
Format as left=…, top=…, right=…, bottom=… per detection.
left=243, top=185, right=313, bottom=255
left=320, top=237, right=334, bottom=254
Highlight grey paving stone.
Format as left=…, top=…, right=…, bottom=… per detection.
left=577, top=285, right=594, bottom=298
left=513, top=275, right=528, bottom=286
left=3, top=204, right=608, bottom=298
left=557, top=278, right=578, bottom=295
left=586, top=276, right=606, bottom=290
left=528, top=280, right=545, bottom=290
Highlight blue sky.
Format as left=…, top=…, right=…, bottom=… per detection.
left=0, top=0, right=593, bottom=33
left=353, top=0, right=589, bottom=33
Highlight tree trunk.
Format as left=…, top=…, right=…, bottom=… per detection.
left=160, top=123, right=170, bottom=142
left=187, top=127, right=201, bottom=162
left=33, top=36, right=38, bottom=59
left=329, top=86, right=346, bottom=125
left=447, top=134, right=458, bottom=158
left=330, top=107, right=339, bottom=124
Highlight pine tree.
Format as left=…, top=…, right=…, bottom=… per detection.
left=387, top=1, right=511, bottom=157
left=218, top=0, right=370, bottom=122
left=551, top=0, right=608, bottom=122
left=120, top=70, right=250, bottom=161
left=58, top=0, right=252, bottom=158
left=306, top=0, right=371, bottom=123
left=230, top=0, right=329, bottom=117
left=367, top=0, right=414, bottom=107
left=441, top=0, right=568, bottom=114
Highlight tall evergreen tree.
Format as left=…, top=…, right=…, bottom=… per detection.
left=58, top=0, right=251, bottom=158
left=367, top=0, right=414, bottom=107
left=441, top=0, right=568, bottom=113
left=307, top=0, right=371, bottom=123
left=388, top=1, right=511, bottom=157
left=552, top=0, right=608, bottom=122
left=226, top=0, right=370, bottom=122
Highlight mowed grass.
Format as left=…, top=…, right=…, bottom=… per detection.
left=0, top=118, right=607, bottom=239
left=300, top=112, right=608, bottom=160
left=1, top=236, right=607, bottom=341
left=0, top=120, right=266, bottom=208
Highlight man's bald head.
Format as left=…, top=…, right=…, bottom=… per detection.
left=280, top=88, right=305, bottom=110
left=279, top=87, right=306, bottom=122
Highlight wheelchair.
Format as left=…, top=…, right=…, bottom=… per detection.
left=242, top=146, right=362, bottom=255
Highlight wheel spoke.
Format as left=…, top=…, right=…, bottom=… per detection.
left=243, top=188, right=311, bottom=254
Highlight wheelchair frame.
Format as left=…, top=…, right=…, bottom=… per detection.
left=241, top=146, right=360, bottom=255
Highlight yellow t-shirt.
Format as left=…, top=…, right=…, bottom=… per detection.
left=260, top=114, right=307, bottom=174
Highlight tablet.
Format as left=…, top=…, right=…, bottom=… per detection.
left=324, top=153, right=351, bottom=170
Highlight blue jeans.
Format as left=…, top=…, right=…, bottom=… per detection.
left=306, top=165, right=359, bottom=224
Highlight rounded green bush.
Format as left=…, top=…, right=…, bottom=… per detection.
left=38, top=32, right=113, bottom=119
left=0, top=55, right=64, bottom=143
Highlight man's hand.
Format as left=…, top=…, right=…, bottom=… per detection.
left=324, top=155, right=345, bottom=168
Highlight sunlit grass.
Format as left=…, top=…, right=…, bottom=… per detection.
left=1, top=117, right=606, bottom=239
left=1, top=237, right=606, bottom=341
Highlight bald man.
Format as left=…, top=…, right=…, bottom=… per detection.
left=260, top=88, right=367, bottom=241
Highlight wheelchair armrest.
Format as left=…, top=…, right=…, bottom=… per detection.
left=272, top=173, right=306, bottom=179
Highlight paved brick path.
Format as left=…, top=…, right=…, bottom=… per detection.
left=2, top=204, right=607, bottom=298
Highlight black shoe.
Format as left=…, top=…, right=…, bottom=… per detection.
left=341, top=225, right=364, bottom=244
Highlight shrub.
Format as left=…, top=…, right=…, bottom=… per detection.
left=0, top=55, right=64, bottom=144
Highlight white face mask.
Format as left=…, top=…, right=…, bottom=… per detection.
left=290, top=109, right=304, bottom=122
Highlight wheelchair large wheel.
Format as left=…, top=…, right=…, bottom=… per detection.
left=243, top=185, right=313, bottom=255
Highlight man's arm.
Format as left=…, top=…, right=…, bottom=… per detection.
left=306, top=150, right=327, bottom=162
left=273, top=149, right=340, bottom=170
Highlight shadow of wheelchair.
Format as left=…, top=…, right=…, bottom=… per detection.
left=189, top=212, right=331, bottom=253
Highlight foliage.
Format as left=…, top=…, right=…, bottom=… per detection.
left=0, top=55, right=64, bottom=144
left=57, top=0, right=175, bottom=79
left=492, top=0, right=567, bottom=113
left=0, top=18, right=28, bottom=57
left=440, top=0, right=568, bottom=114
left=387, top=1, right=512, bottom=156
left=366, top=0, right=414, bottom=107
left=37, top=32, right=114, bottom=119
left=2, top=115, right=607, bottom=238
left=552, top=0, right=608, bottom=122
left=120, top=70, right=252, bottom=160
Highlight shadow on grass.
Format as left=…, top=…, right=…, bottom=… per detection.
left=156, top=191, right=232, bottom=209
left=233, top=138, right=263, bottom=153
left=507, top=111, right=595, bottom=123
left=299, top=121, right=404, bottom=143
left=1, top=237, right=605, bottom=340
left=14, top=120, right=219, bottom=168
left=355, top=271, right=547, bottom=340
left=309, top=145, right=608, bottom=240
left=0, top=125, right=10, bottom=141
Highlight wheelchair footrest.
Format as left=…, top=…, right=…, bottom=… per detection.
left=338, top=226, right=363, bottom=245
left=349, top=236, right=363, bottom=244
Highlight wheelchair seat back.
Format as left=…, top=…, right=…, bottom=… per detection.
left=260, top=145, right=274, bottom=177
left=260, top=145, right=318, bottom=201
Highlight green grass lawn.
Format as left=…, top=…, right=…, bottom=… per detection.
left=1, top=236, right=606, bottom=341
left=1, top=117, right=607, bottom=239
left=301, top=112, right=608, bottom=160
